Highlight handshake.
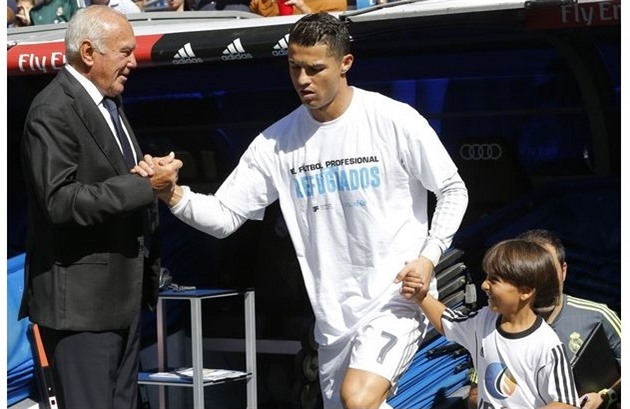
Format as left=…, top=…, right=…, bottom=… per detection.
left=131, top=152, right=184, bottom=207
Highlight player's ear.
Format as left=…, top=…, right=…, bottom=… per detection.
left=340, top=54, right=353, bottom=76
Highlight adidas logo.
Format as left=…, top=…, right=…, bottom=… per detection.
left=272, top=34, right=289, bottom=57
left=221, top=38, right=253, bottom=61
left=173, top=43, right=203, bottom=65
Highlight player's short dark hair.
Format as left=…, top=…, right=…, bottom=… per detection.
left=289, top=12, right=351, bottom=60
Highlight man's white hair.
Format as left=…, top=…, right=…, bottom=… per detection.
left=65, top=5, right=126, bottom=64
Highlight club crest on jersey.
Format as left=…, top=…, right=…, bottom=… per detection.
left=568, top=331, right=583, bottom=354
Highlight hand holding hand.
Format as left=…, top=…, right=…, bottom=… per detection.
left=395, top=256, right=434, bottom=302
left=131, top=152, right=177, bottom=177
left=131, top=152, right=183, bottom=196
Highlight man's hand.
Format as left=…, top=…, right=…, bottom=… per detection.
left=132, top=152, right=183, bottom=202
left=131, top=152, right=177, bottom=177
left=394, top=256, right=434, bottom=302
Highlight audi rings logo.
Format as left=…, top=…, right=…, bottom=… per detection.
left=459, top=143, right=503, bottom=161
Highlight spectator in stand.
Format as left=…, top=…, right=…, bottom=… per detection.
left=90, top=0, right=142, bottom=14
left=13, top=0, right=36, bottom=26
left=164, top=0, right=189, bottom=11
left=466, top=229, right=621, bottom=409
left=249, top=0, right=346, bottom=16
left=7, top=0, right=17, bottom=26
left=162, top=0, right=242, bottom=13
left=196, top=0, right=250, bottom=12
left=29, top=0, right=79, bottom=25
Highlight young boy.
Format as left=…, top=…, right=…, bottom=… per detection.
left=467, top=230, right=622, bottom=409
left=398, top=239, right=580, bottom=408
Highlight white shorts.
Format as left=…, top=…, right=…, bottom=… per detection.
left=317, top=288, right=434, bottom=409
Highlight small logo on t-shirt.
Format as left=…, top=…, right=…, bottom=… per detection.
left=342, top=199, right=367, bottom=209
left=312, top=204, right=333, bottom=213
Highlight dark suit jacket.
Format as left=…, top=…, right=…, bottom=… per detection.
left=19, top=66, right=160, bottom=332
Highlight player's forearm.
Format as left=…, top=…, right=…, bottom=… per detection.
left=426, top=174, right=468, bottom=256
left=170, top=186, right=246, bottom=239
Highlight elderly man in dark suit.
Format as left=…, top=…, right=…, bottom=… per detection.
left=19, top=6, right=181, bottom=409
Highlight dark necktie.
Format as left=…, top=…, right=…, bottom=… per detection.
left=103, top=97, right=136, bottom=168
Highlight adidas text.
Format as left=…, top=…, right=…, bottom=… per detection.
left=221, top=53, right=253, bottom=61
left=272, top=49, right=287, bottom=57
left=173, top=57, right=203, bottom=65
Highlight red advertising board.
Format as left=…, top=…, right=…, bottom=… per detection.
left=7, top=34, right=163, bottom=76
left=525, top=0, right=620, bottom=30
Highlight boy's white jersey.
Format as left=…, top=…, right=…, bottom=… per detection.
left=215, top=87, right=459, bottom=347
left=442, top=307, right=580, bottom=408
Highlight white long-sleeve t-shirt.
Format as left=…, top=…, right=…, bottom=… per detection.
left=171, top=87, right=468, bottom=346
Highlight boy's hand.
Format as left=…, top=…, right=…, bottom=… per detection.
left=399, top=274, right=424, bottom=300
left=395, top=256, right=434, bottom=302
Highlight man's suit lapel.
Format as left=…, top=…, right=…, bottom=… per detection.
left=57, top=68, right=136, bottom=174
